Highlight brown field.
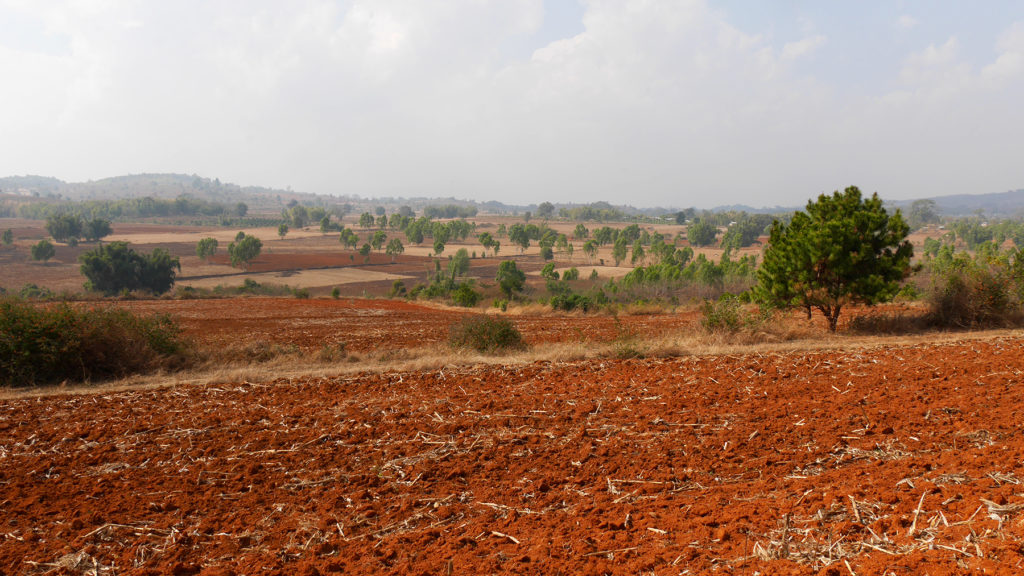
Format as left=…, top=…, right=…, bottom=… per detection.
left=5, top=219, right=1017, bottom=575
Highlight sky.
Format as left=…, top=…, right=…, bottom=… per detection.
left=1, top=1, right=1022, bottom=209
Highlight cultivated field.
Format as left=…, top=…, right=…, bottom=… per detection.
left=2, top=323, right=1023, bottom=575
left=4, top=219, right=1020, bottom=575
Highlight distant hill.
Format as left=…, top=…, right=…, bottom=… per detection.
left=2, top=173, right=1022, bottom=219
left=888, top=189, right=1024, bottom=218
left=0, top=173, right=319, bottom=213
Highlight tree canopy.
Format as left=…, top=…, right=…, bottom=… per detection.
left=228, top=234, right=262, bottom=269
left=79, top=242, right=180, bottom=295
left=756, top=186, right=913, bottom=332
left=31, top=239, right=55, bottom=263
left=496, top=260, right=526, bottom=298
left=82, top=218, right=113, bottom=242
left=196, top=237, right=218, bottom=261
left=686, top=218, right=718, bottom=247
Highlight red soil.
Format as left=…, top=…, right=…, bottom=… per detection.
left=3, top=337, right=1024, bottom=574
left=114, top=298, right=696, bottom=353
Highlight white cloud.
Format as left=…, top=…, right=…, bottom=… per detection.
left=781, top=34, right=826, bottom=60
left=896, top=14, right=918, bottom=30
left=0, top=1, right=1022, bottom=206
left=982, top=21, right=1024, bottom=82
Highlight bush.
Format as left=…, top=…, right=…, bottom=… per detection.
left=700, top=294, right=773, bottom=334
left=18, top=283, right=55, bottom=300
left=451, top=282, right=482, bottom=307
left=0, top=297, right=190, bottom=386
left=551, top=292, right=594, bottom=312
left=926, top=258, right=1018, bottom=327
left=449, top=315, right=525, bottom=353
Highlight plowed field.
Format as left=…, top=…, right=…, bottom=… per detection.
left=113, top=298, right=697, bottom=353
left=3, top=335, right=1024, bottom=575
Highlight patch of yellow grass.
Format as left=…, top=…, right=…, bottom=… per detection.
left=6, top=326, right=1023, bottom=400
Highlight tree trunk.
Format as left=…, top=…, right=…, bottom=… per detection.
left=826, top=305, right=841, bottom=333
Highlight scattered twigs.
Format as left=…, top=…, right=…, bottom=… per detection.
left=490, top=531, right=520, bottom=545
left=908, top=492, right=927, bottom=537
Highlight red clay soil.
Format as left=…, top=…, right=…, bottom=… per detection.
left=114, top=298, right=696, bottom=353
left=3, top=337, right=1024, bottom=575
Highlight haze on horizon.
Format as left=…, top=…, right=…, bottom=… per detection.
left=1, top=1, right=1022, bottom=209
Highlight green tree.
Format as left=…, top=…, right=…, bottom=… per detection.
left=720, top=218, right=762, bottom=252
left=582, top=240, right=598, bottom=262
left=2, top=229, right=12, bottom=245
left=537, top=201, right=555, bottom=219
left=359, top=212, right=375, bottom=229
left=573, top=223, right=589, bottom=240
left=478, top=231, right=496, bottom=256
left=449, top=248, right=471, bottom=277
left=234, top=202, right=248, bottom=217
left=509, top=223, right=530, bottom=253
left=757, top=186, right=913, bottom=332
left=496, top=260, right=526, bottom=298
left=359, top=243, right=372, bottom=263
left=31, top=239, right=55, bottom=263
left=908, top=199, right=940, bottom=229
left=83, top=218, right=113, bottom=242
left=79, top=242, right=180, bottom=295
left=340, top=228, right=359, bottom=250
left=687, top=219, right=718, bottom=247
left=612, top=236, right=628, bottom=266
left=386, top=237, right=405, bottom=262
left=289, top=205, right=309, bottom=228
left=278, top=223, right=289, bottom=239
left=371, top=230, right=387, bottom=251
left=45, top=213, right=83, bottom=244
left=196, top=237, right=218, bottom=261
left=228, top=234, right=263, bottom=270
left=630, top=241, right=645, bottom=265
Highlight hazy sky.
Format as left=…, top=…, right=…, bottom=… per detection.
left=1, top=1, right=1022, bottom=208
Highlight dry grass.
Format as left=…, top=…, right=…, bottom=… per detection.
left=6, top=322, right=1023, bottom=400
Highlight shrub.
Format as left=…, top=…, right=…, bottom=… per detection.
left=700, top=296, right=743, bottom=332
left=562, top=267, right=580, bottom=281
left=31, top=239, right=56, bottom=263
left=551, top=292, right=594, bottom=312
left=926, top=257, right=1018, bottom=327
left=449, top=315, right=525, bottom=353
left=451, top=282, right=481, bottom=307
left=331, top=287, right=341, bottom=299
left=292, top=287, right=311, bottom=299
left=18, top=283, right=55, bottom=300
left=700, top=294, right=773, bottom=334
left=0, top=297, right=190, bottom=386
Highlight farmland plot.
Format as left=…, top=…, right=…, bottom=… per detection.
left=3, top=337, right=1024, bottom=574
